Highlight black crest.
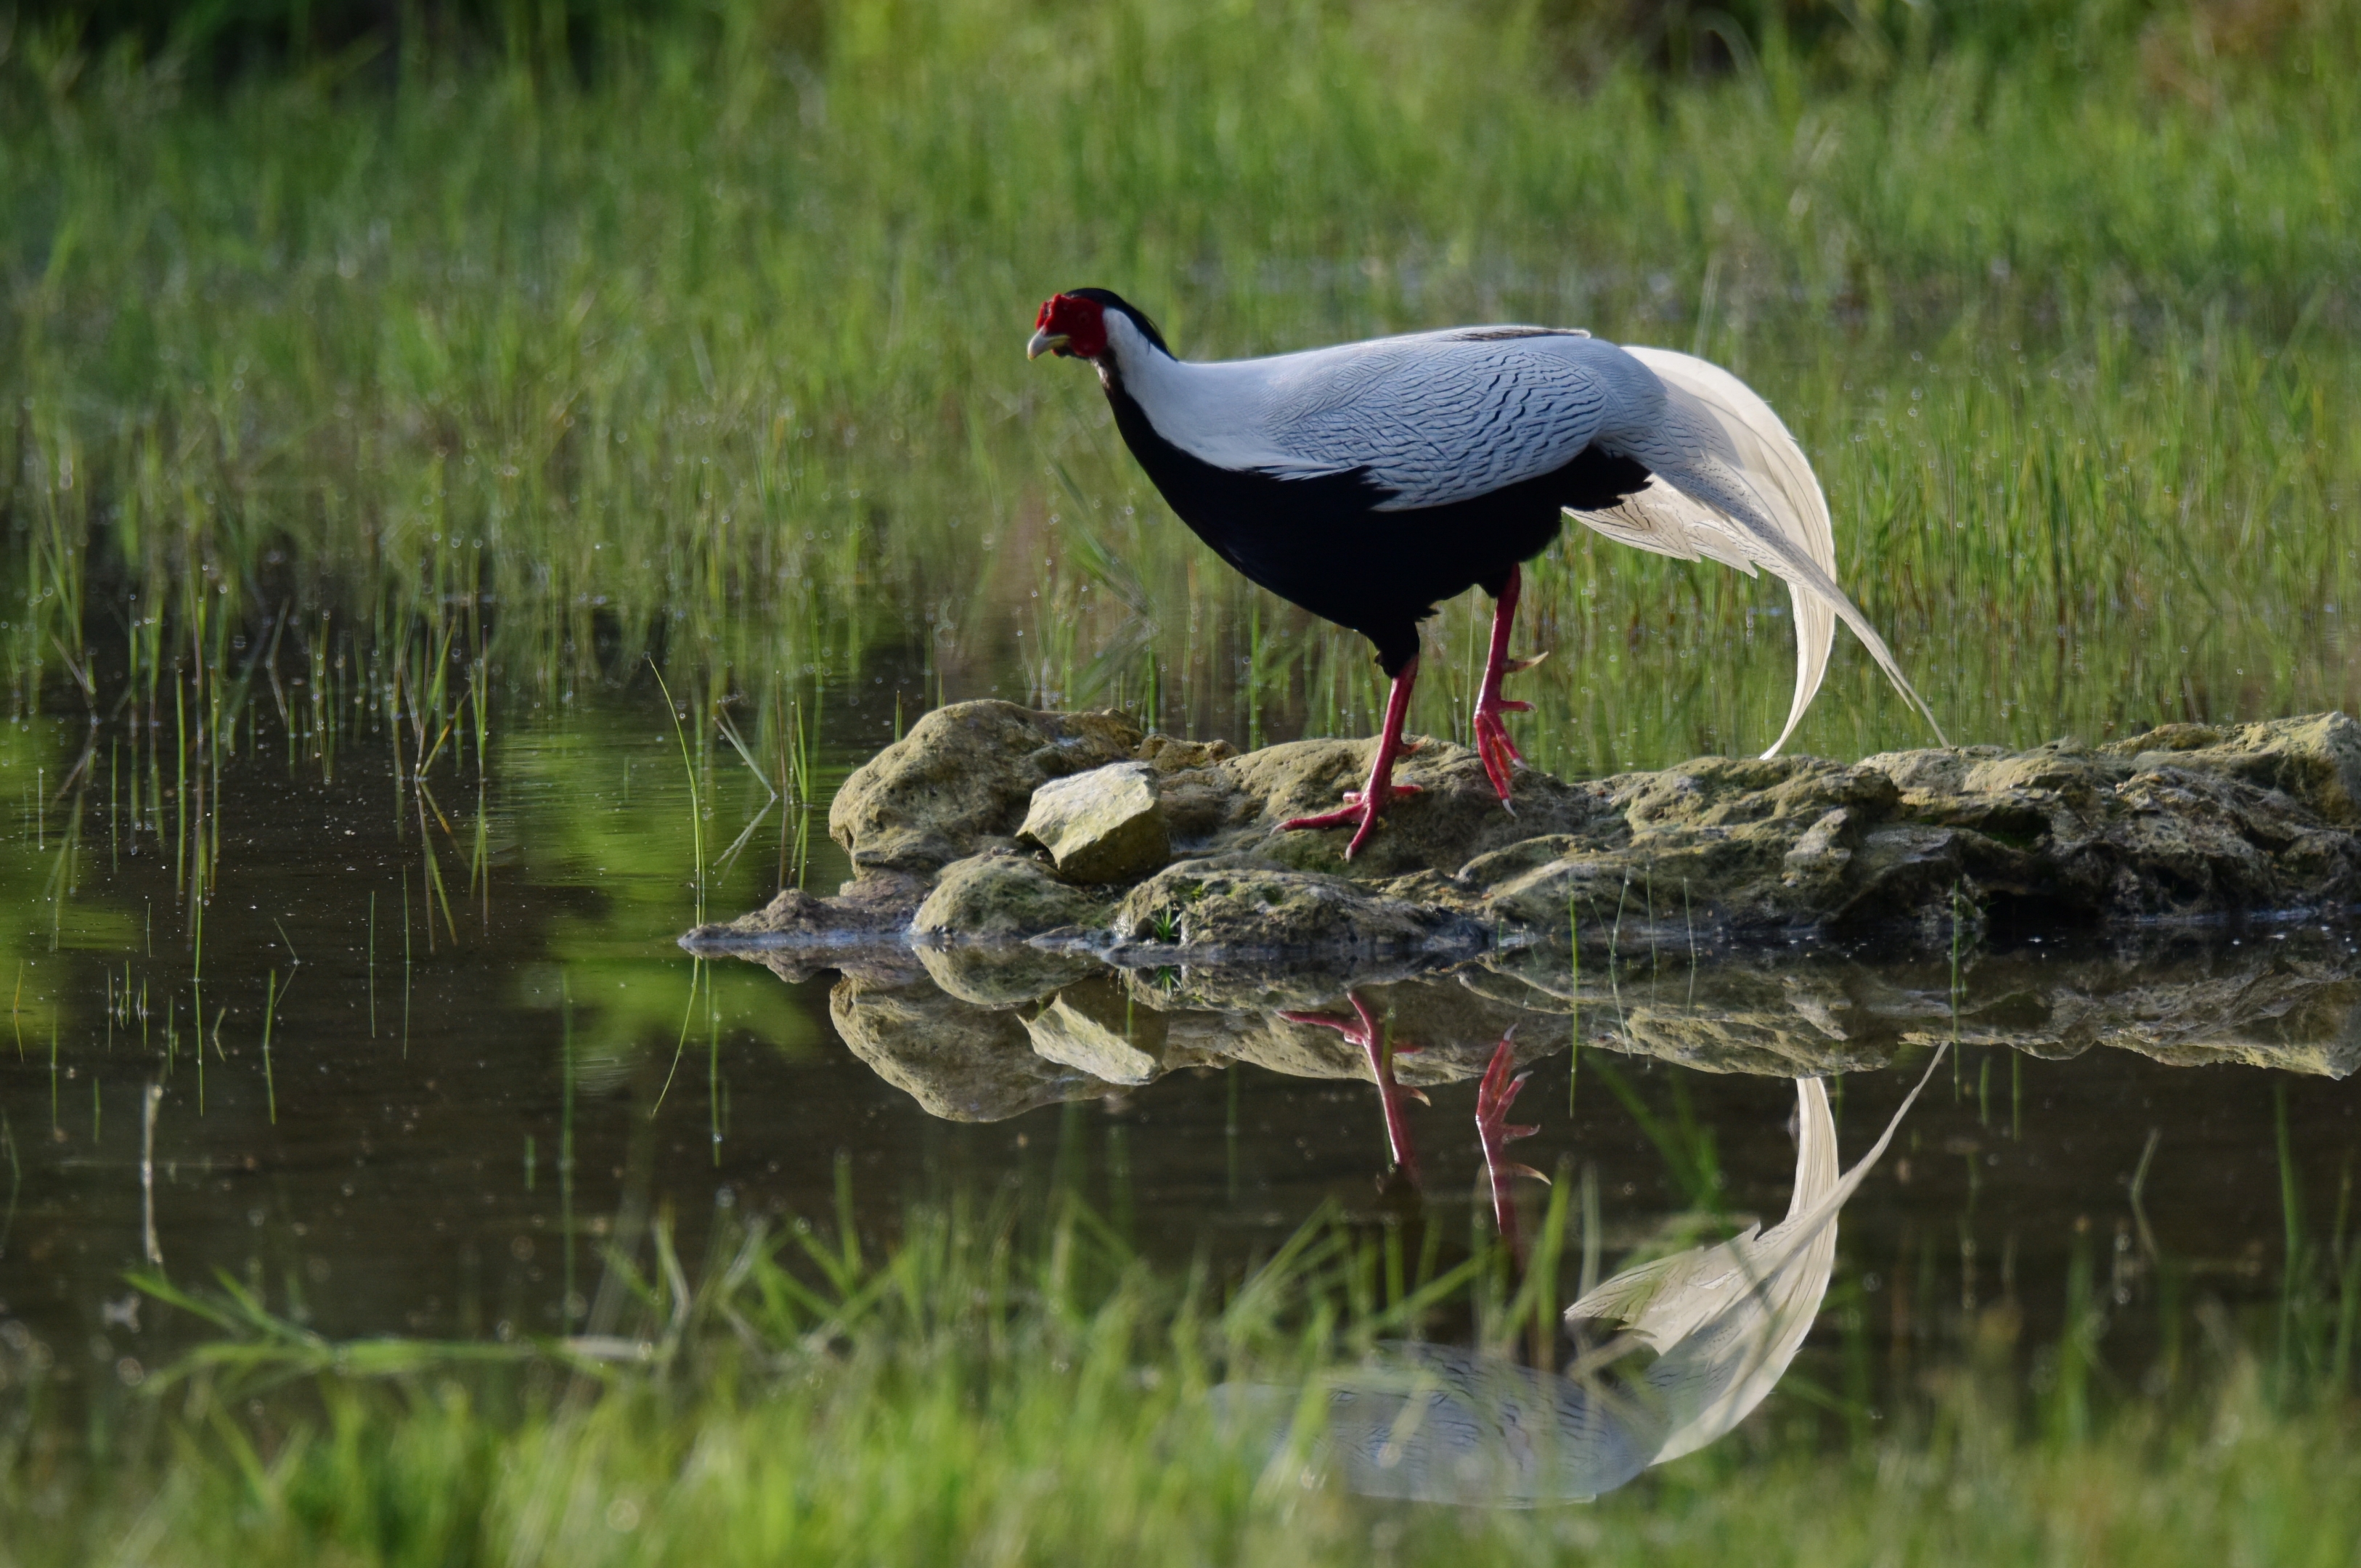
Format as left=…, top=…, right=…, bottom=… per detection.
left=1067, top=288, right=1173, bottom=356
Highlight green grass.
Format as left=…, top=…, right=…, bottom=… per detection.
left=2, top=0, right=2358, bottom=782
left=7, top=1191, right=2361, bottom=1567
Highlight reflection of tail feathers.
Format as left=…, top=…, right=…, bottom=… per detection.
left=1215, top=1345, right=1665, bottom=1506
left=1568, top=1048, right=1947, bottom=1461
left=1212, top=1048, right=1946, bottom=1503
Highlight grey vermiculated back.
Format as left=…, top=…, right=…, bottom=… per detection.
left=1170, top=328, right=1652, bottom=505
left=1109, top=311, right=1946, bottom=752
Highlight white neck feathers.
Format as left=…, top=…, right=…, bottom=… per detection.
left=1097, top=313, right=1305, bottom=475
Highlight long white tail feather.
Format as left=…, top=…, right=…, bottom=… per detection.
left=1575, top=346, right=1947, bottom=756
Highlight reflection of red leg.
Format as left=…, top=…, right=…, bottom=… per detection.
left=1282, top=657, right=1423, bottom=860
left=1281, top=992, right=1424, bottom=1181
left=1472, top=565, right=1544, bottom=809
left=1476, top=1034, right=1548, bottom=1261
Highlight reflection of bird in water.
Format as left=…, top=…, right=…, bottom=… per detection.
left=1474, top=1037, right=1546, bottom=1261
left=1283, top=995, right=1551, bottom=1257
left=1027, top=288, right=1944, bottom=858
left=1214, top=1046, right=1946, bottom=1505
left=1280, top=993, right=1429, bottom=1180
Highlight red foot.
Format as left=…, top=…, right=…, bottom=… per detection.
left=1281, top=782, right=1424, bottom=859
left=1475, top=1034, right=1548, bottom=1250
left=1282, top=992, right=1424, bottom=1179
left=1472, top=685, right=1535, bottom=809
left=1474, top=565, right=1546, bottom=809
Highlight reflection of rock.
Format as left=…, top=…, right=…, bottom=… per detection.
left=1472, top=934, right=2361, bottom=1079
left=826, top=973, right=1116, bottom=1122
left=815, top=965, right=1573, bottom=1123
left=1024, top=996, right=1162, bottom=1085
left=1174, top=1010, right=1540, bottom=1089
left=778, top=917, right=2361, bottom=1126
left=1612, top=1005, right=1896, bottom=1078
left=1019, top=762, right=1171, bottom=883
left=677, top=878, right=925, bottom=978
left=786, top=925, right=2361, bottom=1123
left=697, top=704, right=2361, bottom=967
left=912, top=941, right=1102, bottom=1008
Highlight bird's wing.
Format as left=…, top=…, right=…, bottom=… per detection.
left=1577, top=346, right=1946, bottom=756
left=1248, top=331, right=1626, bottom=510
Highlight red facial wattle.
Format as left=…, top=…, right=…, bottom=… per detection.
left=1028, top=293, right=1108, bottom=360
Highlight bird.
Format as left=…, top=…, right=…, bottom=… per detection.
left=1027, top=288, right=1945, bottom=857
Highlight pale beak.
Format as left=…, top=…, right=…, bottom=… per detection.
left=1027, top=328, right=1069, bottom=361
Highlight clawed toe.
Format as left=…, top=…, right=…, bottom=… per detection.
left=1284, top=995, right=1425, bottom=1177
left=1282, top=785, right=1423, bottom=859
left=1475, top=1035, right=1544, bottom=1159
left=1475, top=1033, right=1548, bottom=1246
left=1472, top=712, right=1527, bottom=807
left=1282, top=797, right=1381, bottom=857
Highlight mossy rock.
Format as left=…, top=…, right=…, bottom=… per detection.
left=913, top=852, right=1112, bottom=940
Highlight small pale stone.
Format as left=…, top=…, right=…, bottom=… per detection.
left=1018, top=762, right=1170, bottom=883
left=1024, top=996, right=1161, bottom=1085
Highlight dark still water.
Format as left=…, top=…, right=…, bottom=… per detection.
left=2, top=671, right=2359, bottom=1436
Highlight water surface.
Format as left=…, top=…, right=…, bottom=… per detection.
left=4, top=667, right=2357, bottom=1446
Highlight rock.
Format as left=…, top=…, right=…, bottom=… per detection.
left=687, top=708, right=2361, bottom=1125
left=694, top=706, right=2361, bottom=970
left=1019, top=761, right=1171, bottom=883
left=2108, top=714, right=2361, bottom=827
left=829, top=702, right=1142, bottom=874
left=680, top=876, right=923, bottom=950
left=827, top=972, right=1117, bottom=1121
left=1114, top=861, right=1488, bottom=960
left=912, top=852, right=1111, bottom=940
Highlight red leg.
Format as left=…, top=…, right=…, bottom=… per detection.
left=1475, top=1033, right=1548, bottom=1262
left=1281, top=656, right=1423, bottom=859
left=1281, top=992, right=1425, bottom=1180
left=1472, top=565, right=1544, bottom=810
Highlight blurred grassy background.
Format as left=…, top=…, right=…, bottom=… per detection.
left=11, top=1182, right=2361, bottom=1566
left=1, top=0, right=2356, bottom=780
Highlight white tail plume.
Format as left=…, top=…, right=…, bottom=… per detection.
left=1575, top=346, right=1947, bottom=756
